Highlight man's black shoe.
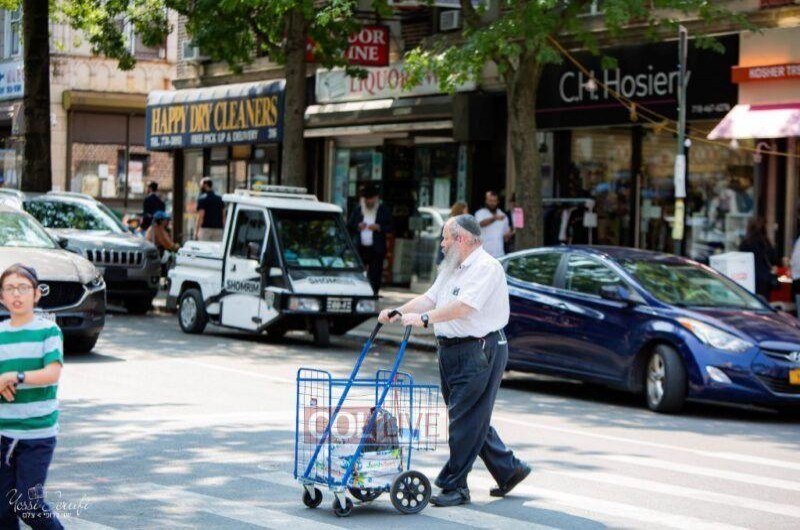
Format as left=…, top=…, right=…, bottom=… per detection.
left=490, top=463, right=532, bottom=497
left=431, top=488, right=470, bottom=507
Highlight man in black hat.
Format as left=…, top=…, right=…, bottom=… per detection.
left=347, top=184, right=392, bottom=295
left=378, top=214, right=530, bottom=507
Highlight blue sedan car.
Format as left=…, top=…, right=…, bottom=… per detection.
left=501, top=246, right=800, bottom=413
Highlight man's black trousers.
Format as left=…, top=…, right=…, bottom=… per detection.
left=358, top=246, right=384, bottom=294
left=435, top=330, right=520, bottom=491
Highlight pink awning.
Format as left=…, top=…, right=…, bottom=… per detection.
left=707, top=103, right=800, bottom=140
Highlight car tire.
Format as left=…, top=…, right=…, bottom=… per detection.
left=312, top=318, right=330, bottom=347
left=178, top=288, right=208, bottom=334
left=65, top=335, right=99, bottom=354
left=645, top=344, right=687, bottom=413
left=125, top=297, right=154, bottom=315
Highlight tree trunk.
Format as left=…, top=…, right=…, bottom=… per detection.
left=506, top=53, right=544, bottom=249
left=280, top=8, right=307, bottom=188
left=22, top=0, right=51, bottom=192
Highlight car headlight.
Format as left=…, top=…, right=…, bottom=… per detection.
left=87, top=272, right=105, bottom=291
left=356, top=299, right=376, bottom=313
left=677, top=318, right=753, bottom=353
left=288, top=296, right=320, bottom=312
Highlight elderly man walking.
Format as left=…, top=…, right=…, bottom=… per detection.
left=379, top=214, right=530, bottom=507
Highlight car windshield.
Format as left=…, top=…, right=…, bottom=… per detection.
left=619, top=258, right=765, bottom=310
left=0, top=211, right=57, bottom=248
left=272, top=209, right=360, bottom=270
left=25, top=199, right=126, bottom=233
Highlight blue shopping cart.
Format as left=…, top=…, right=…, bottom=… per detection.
left=294, top=312, right=441, bottom=517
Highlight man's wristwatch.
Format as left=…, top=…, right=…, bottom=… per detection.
left=421, top=313, right=430, bottom=328
left=16, top=372, right=25, bottom=384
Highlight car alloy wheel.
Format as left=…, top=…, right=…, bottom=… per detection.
left=647, top=353, right=666, bottom=406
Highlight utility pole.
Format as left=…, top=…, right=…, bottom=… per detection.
left=672, top=26, right=688, bottom=255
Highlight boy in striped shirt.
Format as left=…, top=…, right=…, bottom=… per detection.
left=0, top=264, right=64, bottom=530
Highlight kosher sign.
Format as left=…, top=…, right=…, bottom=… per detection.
left=306, top=25, right=389, bottom=67
left=536, top=35, right=738, bottom=128
left=145, top=80, right=284, bottom=150
left=731, top=63, right=800, bottom=83
left=315, top=61, right=475, bottom=103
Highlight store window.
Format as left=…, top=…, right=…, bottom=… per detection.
left=639, top=125, right=755, bottom=261
left=183, top=150, right=204, bottom=240
left=569, top=129, right=632, bottom=246
left=4, top=9, right=21, bottom=58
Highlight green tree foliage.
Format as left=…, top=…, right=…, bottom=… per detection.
left=404, top=0, right=749, bottom=249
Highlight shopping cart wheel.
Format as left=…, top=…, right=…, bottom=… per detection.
left=348, top=487, right=382, bottom=503
left=302, top=488, right=323, bottom=508
left=390, top=470, right=431, bottom=514
left=332, top=497, right=354, bottom=517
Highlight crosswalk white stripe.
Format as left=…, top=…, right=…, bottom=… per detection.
left=57, top=517, right=118, bottom=530
left=603, top=454, right=800, bottom=493
left=118, top=482, right=347, bottom=530
left=247, top=472, right=559, bottom=530
left=548, top=469, right=800, bottom=518
left=518, top=485, right=750, bottom=530
left=494, top=415, right=800, bottom=471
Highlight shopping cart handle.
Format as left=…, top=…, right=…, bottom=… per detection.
left=368, top=309, right=403, bottom=343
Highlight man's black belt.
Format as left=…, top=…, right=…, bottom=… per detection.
left=436, top=331, right=499, bottom=347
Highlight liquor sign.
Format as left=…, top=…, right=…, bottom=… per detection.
left=306, top=25, right=390, bottom=67
left=316, top=61, right=475, bottom=103
left=732, top=63, right=800, bottom=83
left=146, top=80, right=284, bottom=150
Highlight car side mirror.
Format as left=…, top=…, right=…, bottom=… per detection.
left=246, top=242, right=261, bottom=260
left=269, top=267, right=282, bottom=277
left=600, top=285, right=633, bottom=304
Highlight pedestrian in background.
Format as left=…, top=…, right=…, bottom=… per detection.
left=195, top=178, right=225, bottom=241
left=791, top=232, right=800, bottom=315
left=379, top=214, right=530, bottom=507
left=141, top=181, right=165, bottom=232
left=0, top=264, right=64, bottom=529
left=436, top=201, right=468, bottom=265
left=475, top=191, right=512, bottom=258
left=739, top=217, right=778, bottom=299
left=347, top=184, right=392, bottom=295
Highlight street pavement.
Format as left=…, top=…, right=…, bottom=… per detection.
left=42, top=310, right=800, bottom=529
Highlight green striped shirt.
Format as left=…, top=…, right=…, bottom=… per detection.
left=0, top=316, right=63, bottom=439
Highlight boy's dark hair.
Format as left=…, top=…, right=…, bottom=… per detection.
left=147, top=181, right=158, bottom=192
left=0, top=264, right=39, bottom=289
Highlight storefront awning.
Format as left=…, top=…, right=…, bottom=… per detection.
left=707, top=103, right=800, bottom=140
left=146, top=79, right=285, bottom=150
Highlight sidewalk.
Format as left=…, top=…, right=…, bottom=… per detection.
left=152, top=288, right=437, bottom=350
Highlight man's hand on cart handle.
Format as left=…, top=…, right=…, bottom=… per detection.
left=378, top=309, right=402, bottom=324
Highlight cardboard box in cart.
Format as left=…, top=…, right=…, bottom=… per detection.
left=709, top=252, right=756, bottom=294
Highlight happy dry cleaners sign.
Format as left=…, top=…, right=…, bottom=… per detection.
left=146, top=80, right=284, bottom=150
left=536, top=35, right=738, bottom=128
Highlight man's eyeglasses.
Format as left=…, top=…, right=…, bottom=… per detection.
left=1, top=285, right=34, bottom=296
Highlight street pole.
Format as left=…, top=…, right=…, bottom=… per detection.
left=672, top=26, right=688, bottom=255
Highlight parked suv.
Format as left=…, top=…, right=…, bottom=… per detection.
left=24, top=192, right=161, bottom=314
left=0, top=205, right=106, bottom=353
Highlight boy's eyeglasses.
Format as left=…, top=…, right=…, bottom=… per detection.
left=1, top=285, right=34, bottom=296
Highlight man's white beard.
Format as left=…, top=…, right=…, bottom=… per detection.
left=437, top=245, right=460, bottom=280
left=361, top=198, right=378, bottom=217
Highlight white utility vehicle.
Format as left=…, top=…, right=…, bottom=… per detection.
left=167, top=187, right=377, bottom=346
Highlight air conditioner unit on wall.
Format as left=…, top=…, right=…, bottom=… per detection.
left=181, top=41, right=208, bottom=62
left=439, top=10, right=461, bottom=32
